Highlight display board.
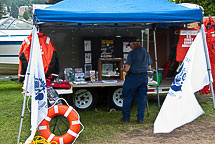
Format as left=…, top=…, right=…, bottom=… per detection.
left=84, top=37, right=136, bottom=72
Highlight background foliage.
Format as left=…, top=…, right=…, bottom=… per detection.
left=169, top=0, right=215, bottom=16
left=0, top=0, right=49, bottom=19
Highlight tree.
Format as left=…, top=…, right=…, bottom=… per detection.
left=0, top=2, right=4, bottom=19
left=28, top=7, right=32, bottom=18
left=23, top=10, right=30, bottom=20
left=17, top=0, right=29, bottom=7
left=31, top=0, right=48, bottom=4
left=168, top=0, right=215, bottom=16
left=10, top=2, right=18, bottom=18
left=46, top=0, right=62, bottom=4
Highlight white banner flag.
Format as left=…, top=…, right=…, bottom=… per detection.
left=24, top=26, right=48, bottom=143
left=154, top=27, right=211, bottom=133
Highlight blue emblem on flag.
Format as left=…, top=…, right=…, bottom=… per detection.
left=170, top=62, right=186, bottom=92
left=34, top=77, right=46, bottom=100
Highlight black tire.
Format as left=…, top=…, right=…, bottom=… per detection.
left=72, top=88, right=97, bottom=110
left=108, top=87, right=123, bottom=110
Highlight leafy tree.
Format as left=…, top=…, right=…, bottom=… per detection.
left=46, top=0, right=62, bottom=4
left=10, top=2, right=18, bottom=18
left=28, top=7, right=32, bottom=18
left=168, top=0, right=215, bottom=16
left=23, top=10, right=30, bottom=20
left=17, top=0, right=29, bottom=7
left=7, top=5, right=10, bottom=14
left=0, top=0, right=12, bottom=6
left=31, top=0, right=48, bottom=4
left=0, top=2, right=4, bottom=19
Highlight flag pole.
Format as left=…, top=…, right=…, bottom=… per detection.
left=201, top=24, right=215, bottom=110
left=17, top=74, right=30, bottom=144
left=17, top=27, right=35, bottom=144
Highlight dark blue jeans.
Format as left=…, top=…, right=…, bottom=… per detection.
left=122, top=73, right=148, bottom=121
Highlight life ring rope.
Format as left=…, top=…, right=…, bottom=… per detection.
left=51, top=98, right=70, bottom=108
left=39, top=98, right=84, bottom=144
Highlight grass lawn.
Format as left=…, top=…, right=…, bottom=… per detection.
left=0, top=79, right=214, bottom=144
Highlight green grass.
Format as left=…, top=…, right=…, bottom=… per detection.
left=0, top=79, right=22, bottom=90
left=0, top=79, right=214, bottom=144
left=0, top=79, right=29, bottom=144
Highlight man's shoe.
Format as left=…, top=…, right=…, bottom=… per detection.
left=137, top=120, right=144, bottom=124
left=121, top=118, right=129, bottom=123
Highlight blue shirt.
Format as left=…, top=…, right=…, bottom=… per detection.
left=126, top=47, right=152, bottom=73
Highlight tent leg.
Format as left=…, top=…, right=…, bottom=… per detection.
left=146, top=28, right=150, bottom=52
left=201, top=24, right=215, bottom=110
left=146, top=99, right=150, bottom=117
left=153, top=28, right=160, bottom=108
left=141, top=29, right=144, bottom=47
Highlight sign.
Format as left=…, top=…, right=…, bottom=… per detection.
left=176, top=28, right=198, bottom=62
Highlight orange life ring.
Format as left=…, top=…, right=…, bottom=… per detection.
left=39, top=105, right=80, bottom=144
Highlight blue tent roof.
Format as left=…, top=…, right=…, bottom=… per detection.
left=34, top=0, right=203, bottom=24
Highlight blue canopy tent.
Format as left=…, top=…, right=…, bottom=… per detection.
left=33, top=0, right=203, bottom=24
left=32, top=0, right=213, bottom=101
left=32, top=0, right=211, bottom=107
left=32, top=0, right=215, bottom=109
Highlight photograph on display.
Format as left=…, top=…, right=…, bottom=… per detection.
left=85, top=53, right=92, bottom=63
left=101, top=39, right=114, bottom=58
left=123, top=42, right=132, bottom=52
left=84, top=64, right=92, bottom=78
left=74, top=68, right=83, bottom=73
left=90, top=70, right=96, bottom=81
left=102, top=63, right=113, bottom=75
left=84, top=64, right=92, bottom=72
left=123, top=54, right=128, bottom=63
left=84, top=40, right=91, bottom=51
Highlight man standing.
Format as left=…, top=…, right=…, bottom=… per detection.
left=122, top=40, right=152, bottom=124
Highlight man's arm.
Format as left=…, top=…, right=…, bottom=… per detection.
left=124, top=64, right=130, bottom=72
left=148, top=65, right=151, bottom=71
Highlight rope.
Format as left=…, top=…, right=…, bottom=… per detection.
left=49, top=97, right=70, bottom=108
left=26, top=136, right=57, bottom=144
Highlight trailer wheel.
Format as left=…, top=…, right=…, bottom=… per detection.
left=108, top=87, right=123, bottom=110
left=73, top=88, right=97, bottom=110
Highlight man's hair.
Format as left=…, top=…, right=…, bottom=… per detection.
left=132, top=42, right=141, bottom=48
left=127, top=38, right=141, bottom=48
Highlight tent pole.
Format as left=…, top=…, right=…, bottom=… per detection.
left=201, top=24, right=215, bottom=110
left=141, top=30, right=144, bottom=47
left=146, top=28, right=150, bottom=52
left=153, top=28, right=160, bottom=108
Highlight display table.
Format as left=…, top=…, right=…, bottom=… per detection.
left=55, top=89, right=73, bottom=94
left=72, top=80, right=157, bottom=87
left=55, top=80, right=167, bottom=111
left=55, top=80, right=158, bottom=94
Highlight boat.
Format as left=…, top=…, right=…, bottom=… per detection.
left=0, top=17, right=32, bottom=75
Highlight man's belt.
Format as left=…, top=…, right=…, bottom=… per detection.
left=130, top=72, right=148, bottom=75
